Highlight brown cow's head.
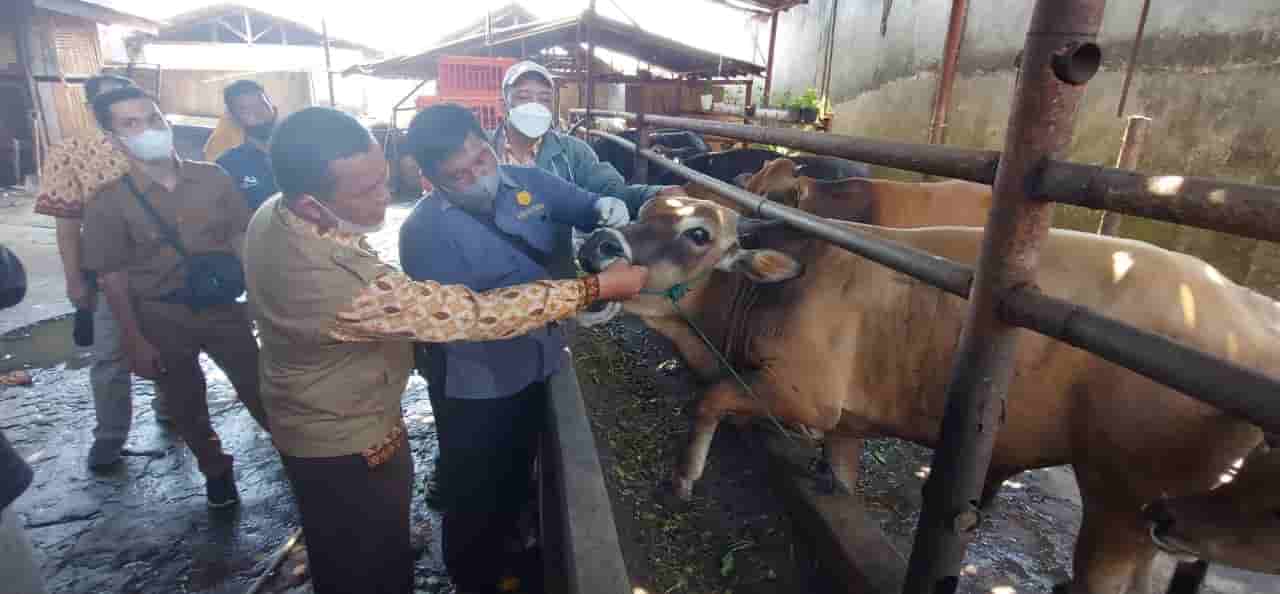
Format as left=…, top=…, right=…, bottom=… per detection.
left=744, top=158, right=804, bottom=206
left=1144, top=440, right=1280, bottom=574
left=579, top=196, right=802, bottom=318
left=679, top=158, right=806, bottom=216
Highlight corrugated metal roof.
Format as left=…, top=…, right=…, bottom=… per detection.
left=156, top=3, right=382, bottom=56
left=345, top=12, right=763, bottom=81
left=34, top=0, right=161, bottom=33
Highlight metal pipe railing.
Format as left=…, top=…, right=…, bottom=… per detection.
left=571, top=109, right=1280, bottom=243
left=588, top=129, right=1280, bottom=434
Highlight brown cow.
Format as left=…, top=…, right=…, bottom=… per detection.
left=577, top=197, right=1279, bottom=594
left=1145, top=438, right=1280, bottom=575
left=683, top=157, right=992, bottom=228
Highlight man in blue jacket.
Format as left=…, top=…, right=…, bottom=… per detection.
left=401, top=103, right=631, bottom=594
left=401, top=104, right=632, bottom=591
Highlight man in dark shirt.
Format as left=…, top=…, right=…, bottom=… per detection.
left=216, top=80, right=279, bottom=212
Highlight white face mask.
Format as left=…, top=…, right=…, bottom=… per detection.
left=310, top=197, right=385, bottom=235
left=508, top=102, right=553, bottom=139
left=119, top=127, right=174, bottom=162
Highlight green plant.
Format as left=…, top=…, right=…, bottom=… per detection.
left=774, top=90, right=793, bottom=109
left=795, top=88, right=819, bottom=110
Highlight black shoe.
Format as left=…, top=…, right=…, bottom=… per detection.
left=87, top=439, right=125, bottom=471
left=206, top=471, right=240, bottom=509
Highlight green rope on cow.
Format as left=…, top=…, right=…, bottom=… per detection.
left=663, top=286, right=812, bottom=447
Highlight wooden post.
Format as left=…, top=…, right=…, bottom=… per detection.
left=1097, top=115, right=1151, bottom=236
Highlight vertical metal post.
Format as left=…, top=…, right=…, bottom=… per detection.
left=901, top=1, right=1106, bottom=593
left=1097, top=114, right=1151, bottom=236
left=762, top=11, right=778, bottom=106
left=1116, top=0, right=1152, bottom=117
left=743, top=79, right=754, bottom=126
left=928, top=0, right=968, bottom=146
left=322, top=18, right=336, bottom=107
left=584, top=1, right=597, bottom=126
left=634, top=88, right=649, bottom=184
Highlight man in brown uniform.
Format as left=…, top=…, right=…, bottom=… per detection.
left=81, top=86, right=268, bottom=508
left=244, top=107, right=647, bottom=594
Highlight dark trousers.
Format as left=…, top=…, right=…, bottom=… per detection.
left=137, top=301, right=269, bottom=477
left=433, top=382, right=547, bottom=593
left=280, top=439, right=414, bottom=594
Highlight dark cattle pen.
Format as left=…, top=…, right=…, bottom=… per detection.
left=567, top=0, right=1280, bottom=592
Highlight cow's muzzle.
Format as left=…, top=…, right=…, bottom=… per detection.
left=578, top=227, right=632, bottom=274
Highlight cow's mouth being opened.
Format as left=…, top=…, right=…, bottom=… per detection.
left=578, top=197, right=801, bottom=320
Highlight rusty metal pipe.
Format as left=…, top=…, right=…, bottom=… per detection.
left=902, top=1, right=1107, bottom=591
left=590, top=128, right=1280, bottom=435
left=1001, top=288, right=1280, bottom=433
left=571, top=108, right=1280, bottom=242
left=1097, top=115, right=1151, bottom=235
left=928, top=0, right=968, bottom=146
left=575, top=108, right=1001, bottom=183
left=763, top=10, right=778, bottom=106
left=589, top=130, right=975, bottom=294
left=1038, top=161, right=1280, bottom=243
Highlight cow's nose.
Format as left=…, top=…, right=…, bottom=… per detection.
left=1143, top=499, right=1176, bottom=534
left=578, top=228, right=629, bottom=274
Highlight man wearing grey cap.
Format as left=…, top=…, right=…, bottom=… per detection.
left=492, top=60, right=681, bottom=216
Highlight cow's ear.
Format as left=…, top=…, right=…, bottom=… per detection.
left=720, top=249, right=804, bottom=284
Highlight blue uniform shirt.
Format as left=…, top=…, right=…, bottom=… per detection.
left=216, top=142, right=278, bottom=212
left=399, top=165, right=603, bottom=399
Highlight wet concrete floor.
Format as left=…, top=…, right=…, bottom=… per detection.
left=1, top=204, right=452, bottom=594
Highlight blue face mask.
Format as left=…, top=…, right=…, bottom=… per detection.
left=441, top=147, right=502, bottom=212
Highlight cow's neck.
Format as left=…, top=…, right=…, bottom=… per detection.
left=639, top=271, right=746, bottom=381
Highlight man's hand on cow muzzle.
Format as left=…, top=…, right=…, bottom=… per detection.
left=595, top=261, right=648, bottom=302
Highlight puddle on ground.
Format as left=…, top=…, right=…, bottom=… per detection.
left=1, top=315, right=94, bottom=375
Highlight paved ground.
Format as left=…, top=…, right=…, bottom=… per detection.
left=2, top=201, right=449, bottom=594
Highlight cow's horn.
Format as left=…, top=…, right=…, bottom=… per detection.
left=737, top=217, right=786, bottom=236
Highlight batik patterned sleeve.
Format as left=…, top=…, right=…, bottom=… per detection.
left=328, top=271, right=599, bottom=343
left=33, top=136, right=131, bottom=218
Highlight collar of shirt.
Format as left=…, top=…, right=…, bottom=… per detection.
left=276, top=199, right=370, bottom=251
left=127, top=158, right=197, bottom=192
left=500, top=125, right=544, bottom=166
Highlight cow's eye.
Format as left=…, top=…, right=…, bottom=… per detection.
left=683, top=227, right=712, bottom=246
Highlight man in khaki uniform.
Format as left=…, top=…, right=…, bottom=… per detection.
left=34, top=74, right=173, bottom=469
left=81, top=86, right=268, bottom=508
left=244, top=107, right=647, bottom=594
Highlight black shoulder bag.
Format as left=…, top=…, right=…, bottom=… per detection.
left=124, top=176, right=245, bottom=310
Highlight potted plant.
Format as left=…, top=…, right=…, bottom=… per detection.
left=775, top=90, right=798, bottom=120
left=795, top=88, right=820, bottom=123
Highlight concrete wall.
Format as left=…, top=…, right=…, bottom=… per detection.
left=766, top=0, right=1280, bottom=298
